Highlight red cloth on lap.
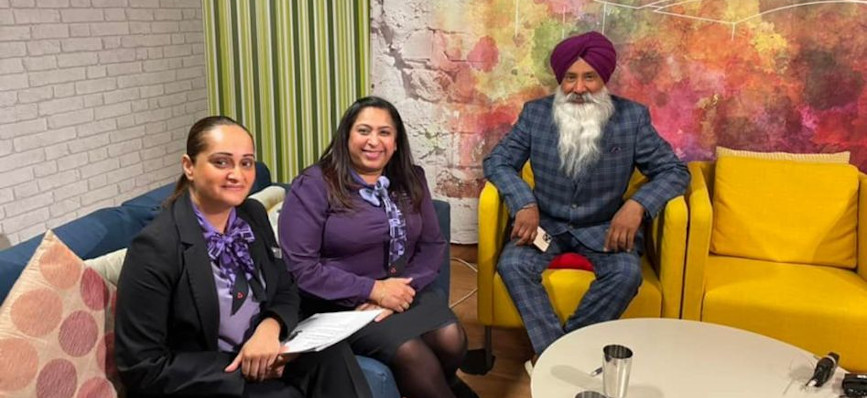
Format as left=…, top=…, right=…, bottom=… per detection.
left=548, top=252, right=594, bottom=272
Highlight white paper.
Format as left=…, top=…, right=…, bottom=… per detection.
left=282, top=309, right=383, bottom=353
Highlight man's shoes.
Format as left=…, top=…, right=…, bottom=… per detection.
left=524, top=354, right=539, bottom=377
left=449, top=377, right=479, bottom=398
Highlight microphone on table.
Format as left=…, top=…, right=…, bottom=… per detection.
left=806, top=352, right=839, bottom=388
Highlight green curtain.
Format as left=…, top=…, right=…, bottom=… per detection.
left=203, top=0, right=369, bottom=183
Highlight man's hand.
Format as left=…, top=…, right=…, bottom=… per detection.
left=604, top=199, right=645, bottom=252
left=370, top=278, right=415, bottom=313
left=225, top=317, right=284, bottom=382
left=512, top=204, right=540, bottom=246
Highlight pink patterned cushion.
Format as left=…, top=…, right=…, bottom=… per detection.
left=0, top=231, right=120, bottom=397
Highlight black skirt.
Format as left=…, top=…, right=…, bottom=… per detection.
left=300, top=287, right=457, bottom=363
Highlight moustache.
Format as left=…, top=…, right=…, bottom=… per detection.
left=566, top=92, right=597, bottom=104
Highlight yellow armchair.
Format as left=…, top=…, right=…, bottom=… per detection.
left=476, top=164, right=688, bottom=369
left=684, top=160, right=867, bottom=372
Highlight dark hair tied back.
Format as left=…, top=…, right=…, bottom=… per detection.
left=164, top=116, right=249, bottom=206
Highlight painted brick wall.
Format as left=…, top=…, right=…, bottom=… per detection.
left=0, top=0, right=207, bottom=246
left=370, top=0, right=480, bottom=243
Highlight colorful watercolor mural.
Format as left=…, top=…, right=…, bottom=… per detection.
left=426, top=0, right=867, bottom=198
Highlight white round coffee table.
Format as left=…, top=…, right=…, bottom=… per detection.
left=531, top=318, right=846, bottom=398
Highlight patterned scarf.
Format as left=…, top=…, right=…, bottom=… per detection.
left=192, top=206, right=257, bottom=289
left=358, top=175, right=407, bottom=275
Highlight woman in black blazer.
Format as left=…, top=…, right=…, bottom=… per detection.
left=114, top=116, right=371, bottom=398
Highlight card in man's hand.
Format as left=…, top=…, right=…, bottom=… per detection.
left=532, top=226, right=552, bottom=252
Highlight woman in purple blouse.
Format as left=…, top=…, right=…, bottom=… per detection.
left=280, top=97, right=477, bottom=398
left=114, top=116, right=371, bottom=398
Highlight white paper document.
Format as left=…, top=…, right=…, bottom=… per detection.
left=282, top=309, right=383, bottom=353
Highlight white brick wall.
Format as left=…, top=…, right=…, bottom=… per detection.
left=0, top=0, right=207, bottom=246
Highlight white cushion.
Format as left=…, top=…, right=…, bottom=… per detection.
left=249, top=186, right=286, bottom=213
left=268, top=201, right=283, bottom=241
left=84, top=248, right=127, bottom=287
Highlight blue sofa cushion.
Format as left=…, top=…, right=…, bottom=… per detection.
left=0, top=205, right=153, bottom=303
left=58, top=206, right=154, bottom=259
left=0, top=238, right=40, bottom=304
left=357, top=356, right=401, bottom=398
left=254, top=162, right=272, bottom=194
left=121, top=183, right=174, bottom=213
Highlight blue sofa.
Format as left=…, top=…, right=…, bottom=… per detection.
left=0, top=162, right=451, bottom=398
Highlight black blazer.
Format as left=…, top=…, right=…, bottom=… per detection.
left=114, top=192, right=300, bottom=397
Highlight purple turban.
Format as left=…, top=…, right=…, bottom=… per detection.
left=549, top=31, right=617, bottom=84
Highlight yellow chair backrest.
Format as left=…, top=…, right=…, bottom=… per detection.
left=521, top=163, right=535, bottom=188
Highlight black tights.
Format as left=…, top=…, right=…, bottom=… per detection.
left=390, top=322, right=467, bottom=398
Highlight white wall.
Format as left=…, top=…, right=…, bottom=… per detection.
left=0, top=0, right=207, bottom=246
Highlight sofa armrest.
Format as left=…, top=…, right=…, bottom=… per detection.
left=252, top=161, right=273, bottom=195
left=682, top=161, right=714, bottom=320
left=858, top=174, right=867, bottom=282
left=431, top=200, right=451, bottom=299
left=651, top=194, right=688, bottom=319
left=249, top=185, right=286, bottom=212
left=477, top=181, right=509, bottom=324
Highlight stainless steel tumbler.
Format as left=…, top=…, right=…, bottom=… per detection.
left=602, top=344, right=633, bottom=398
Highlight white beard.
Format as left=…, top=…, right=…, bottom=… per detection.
left=553, top=86, right=615, bottom=178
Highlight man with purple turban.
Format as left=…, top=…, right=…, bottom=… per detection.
left=483, top=31, right=689, bottom=371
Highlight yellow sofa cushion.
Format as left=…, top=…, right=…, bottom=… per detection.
left=702, top=255, right=867, bottom=371
left=489, top=258, right=662, bottom=327
left=716, top=146, right=851, bottom=164
left=711, top=156, right=859, bottom=268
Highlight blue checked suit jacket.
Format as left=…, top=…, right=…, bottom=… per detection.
left=483, top=94, right=689, bottom=252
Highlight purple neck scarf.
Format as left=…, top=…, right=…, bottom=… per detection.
left=355, top=173, right=407, bottom=276
left=192, top=204, right=256, bottom=288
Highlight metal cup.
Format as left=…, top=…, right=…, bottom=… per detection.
left=575, top=391, right=608, bottom=398
left=602, top=344, right=633, bottom=398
